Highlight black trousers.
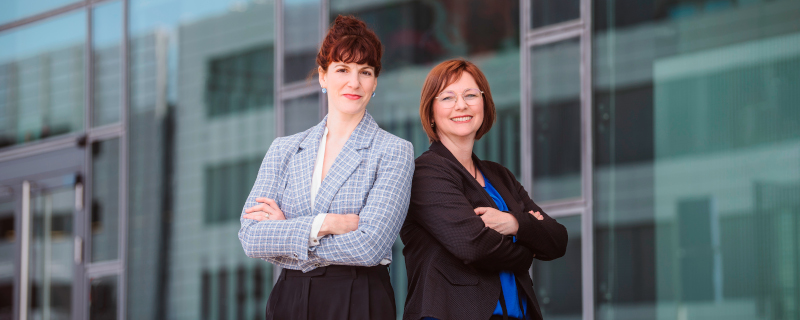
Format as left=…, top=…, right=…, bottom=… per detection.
left=265, top=265, right=396, bottom=320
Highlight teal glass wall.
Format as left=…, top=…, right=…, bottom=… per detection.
left=593, top=0, right=800, bottom=319
left=127, top=0, right=276, bottom=319
left=0, top=11, right=86, bottom=148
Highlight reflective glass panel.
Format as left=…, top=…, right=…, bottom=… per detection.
left=0, top=192, right=13, bottom=319
left=284, top=0, right=321, bottom=84
left=90, top=275, right=117, bottom=320
left=28, top=185, right=74, bottom=319
left=0, top=11, right=86, bottom=149
left=91, top=139, right=119, bottom=262
left=284, top=93, right=320, bottom=135
left=92, top=1, right=123, bottom=127
left=128, top=0, right=276, bottom=318
left=531, top=0, right=580, bottom=29
left=532, top=214, right=582, bottom=320
left=0, top=0, right=80, bottom=25
left=531, top=38, right=581, bottom=203
left=594, top=0, right=800, bottom=319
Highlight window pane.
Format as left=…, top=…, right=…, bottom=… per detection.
left=531, top=38, right=581, bottom=203
left=0, top=11, right=86, bottom=150
left=594, top=0, right=800, bottom=319
left=531, top=0, right=580, bottom=29
left=90, top=275, right=117, bottom=320
left=284, top=0, right=320, bottom=84
left=128, top=0, right=277, bottom=318
left=93, top=1, right=123, bottom=127
left=532, top=214, right=582, bottom=319
left=284, top=93, right=320, bottom=135
left=0, top=0, right=81, bottom=25
left=91, top=139, right=119, bottom=262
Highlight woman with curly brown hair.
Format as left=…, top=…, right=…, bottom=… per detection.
left=238, top=15, right=414, bottom=320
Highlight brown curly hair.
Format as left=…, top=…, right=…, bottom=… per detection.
left=316, top=15, right=384, bottom=77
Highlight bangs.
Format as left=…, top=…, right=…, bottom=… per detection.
left=327, top=35, right=379, bottom=69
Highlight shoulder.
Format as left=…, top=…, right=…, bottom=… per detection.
left=264, top=128, right=313, bottom=159
left=413, top=150, right=461, bottom=184
left=371, top=128, right=414, bottom=160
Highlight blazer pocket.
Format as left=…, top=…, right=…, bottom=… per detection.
left=433, top=260, right=480, bottom=286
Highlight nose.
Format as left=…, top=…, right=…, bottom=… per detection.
left=346, top=72, right=361, bottom=89
left=453, top=95, right=468, bottom=110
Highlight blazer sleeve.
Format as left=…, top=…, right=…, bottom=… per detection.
left=503, top=167, right=568, bottom=261
left=238, top=137, right=317, bottom=261
left=408, top=159, right=534, bottom=273
left=307, top=140, right=415, bottom=266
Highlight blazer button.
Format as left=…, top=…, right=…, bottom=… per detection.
left=293, top=253, right=298, bottom=258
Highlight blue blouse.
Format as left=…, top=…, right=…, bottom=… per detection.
left=482, top=173, right=527, bottom=319
left=423, top=172, right=527, bottom=320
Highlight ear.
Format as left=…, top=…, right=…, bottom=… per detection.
left=318, top=66, right=327, bottom=88
left=372, top=78, right=378, bottom=94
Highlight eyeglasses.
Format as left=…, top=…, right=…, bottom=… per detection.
left=434, top=88, right=484, bottom=108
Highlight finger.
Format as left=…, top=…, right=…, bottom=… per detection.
left=242, top=213, right=265, bottom=221
left=474, top=207, right=489, bottom=215
left=255, top=197, right=269, bottom=203
left=245, top=203, right=266, bottom=213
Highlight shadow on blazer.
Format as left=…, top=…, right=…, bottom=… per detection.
left=401, top=141, right=569, bottom=320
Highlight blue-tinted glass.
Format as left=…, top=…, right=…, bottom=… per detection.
left=531, top=0, right=580, bottom=29
left=594, top=0, right=800, bottom=319
left=531, top=38, right=582, bottom=203
left=0, top=11, right=85, bottom=149
left=91, top=139, right=120, bottom=262
left=0, top=0, right=80, bottom=25
left=127, top=0, right=276, bottom=319
left=284, top=93, right=320, bottom=135
left=93, top=1, right=123, bottom=127
left=284, top=0, right=321, bottom=84
left=532, top=214, right=582, bottom=319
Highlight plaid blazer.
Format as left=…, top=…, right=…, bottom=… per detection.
left=238, top=112, right=415, bottom=272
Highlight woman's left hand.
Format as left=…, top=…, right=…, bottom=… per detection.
left=474, top=207, right=519, bottom=236
left=242, top=198, right=287, bottom=221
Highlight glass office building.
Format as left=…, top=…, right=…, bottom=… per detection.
left=0, top=0, right=798, bottom=319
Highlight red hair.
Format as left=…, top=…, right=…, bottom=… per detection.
left=317, top=15, right=384, bottom=76
left=419, top=59, right=496, bottom=143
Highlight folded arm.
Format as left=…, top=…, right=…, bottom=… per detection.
left=238, top=138, right=317, bottom=261
left=308, top=141, right=415, bottom=266
left=408, top=162, right=534, bottom=272
left=504, top=168, right=568, bottom=261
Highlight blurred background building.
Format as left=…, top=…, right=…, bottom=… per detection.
left=0, top=0, right=798, bottom=319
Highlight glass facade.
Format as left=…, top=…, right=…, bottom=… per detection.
left=0, top=0, right=797, bottom=319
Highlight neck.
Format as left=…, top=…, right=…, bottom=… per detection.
left=438, top=133, right=476, bottom=173
left=326, top=107, right=365, bottom=139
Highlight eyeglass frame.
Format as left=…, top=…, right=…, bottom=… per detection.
left=434, top=88, right=485, bottom=108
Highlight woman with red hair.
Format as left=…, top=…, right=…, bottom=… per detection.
left=238, top=15, right=414, bottom=320
left=401, top=59, right=568, bottom=320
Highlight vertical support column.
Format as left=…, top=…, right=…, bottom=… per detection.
left=19, top=181, right=31, bottom=320
left=580, top=0, right=595, bottom=318
left=119, top=0, right=131, bottom=318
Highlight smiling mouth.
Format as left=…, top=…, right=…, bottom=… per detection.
left=343, top=94, right=362, bottom=100
left=451, top=116, right=473, bottom=122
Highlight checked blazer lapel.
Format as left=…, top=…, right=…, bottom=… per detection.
left=287, top=119, right=327, bottom=218
left=312, top=112, right=378, bottom=214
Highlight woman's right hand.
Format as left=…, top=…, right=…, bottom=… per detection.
left=318, top=214, right=359, bottom=236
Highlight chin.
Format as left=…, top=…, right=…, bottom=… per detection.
left=333, top=102, right=367, bottom=115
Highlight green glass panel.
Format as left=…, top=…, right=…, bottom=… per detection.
left=594, top=0, right=800, bottom=319
left=91, top=139, right=120, bottom=262
left=92, top=1, right=123, bottom=127
left=0, top=11, right=86, bottom=149
left=531, top=38, right=582, bottom=203
left=532, top=214, right=582, bottom=319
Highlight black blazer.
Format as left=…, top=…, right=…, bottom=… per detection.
left=401, top=141, right=568, bottom=320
